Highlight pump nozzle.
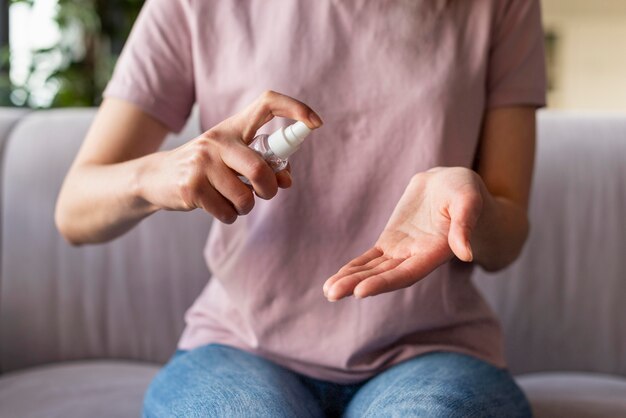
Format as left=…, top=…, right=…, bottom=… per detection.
left=268, top=121, right=312, bottom=159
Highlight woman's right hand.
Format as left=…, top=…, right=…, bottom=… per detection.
left=139, top=91, right=323, bottom=223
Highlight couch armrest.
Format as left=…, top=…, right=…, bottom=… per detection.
left=0, top=108, right=212, bottom=373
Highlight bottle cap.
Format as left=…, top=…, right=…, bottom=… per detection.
left=268, top=121, right=312, bottom=159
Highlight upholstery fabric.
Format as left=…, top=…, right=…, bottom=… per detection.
left=0, top=109, right=209, bottom=373
left=517, top=372, right=626, bottom=418
left=0, top=107, right=32, bottom=373
left=0, top=361, right=158, bottom=418
left=474, top=112, right=626, bottom=376
left=0, top=108, right=29, bottom=148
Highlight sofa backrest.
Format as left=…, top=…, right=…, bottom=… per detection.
left=0, top=108, right=209, bottom=373
left=474, top=112, right=626, bottom=377
left=0, top=108, right=625, bottom=378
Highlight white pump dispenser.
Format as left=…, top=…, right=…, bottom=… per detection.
left=240, top=121, right=312, bottom=184
left=267, top=121, right=312, bottom=159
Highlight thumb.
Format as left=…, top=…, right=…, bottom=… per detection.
left=232, top=90, right=323, bottom=143
left=448, top=219, right=474, bottom=262
left=447, top=193, right=482, bottom=262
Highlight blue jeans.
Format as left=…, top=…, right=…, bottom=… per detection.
left=143, top=344, right=531, bottom=417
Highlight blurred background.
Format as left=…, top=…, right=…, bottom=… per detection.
left=0, top=0, right=142, bottom=108
left=0, top=0, right=625, bottom=110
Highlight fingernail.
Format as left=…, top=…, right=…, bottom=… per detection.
left=327, top=287, right=341, bottom=302
left=308, top=112, right=323, bottom=128
left=467, top=245, right=474, bottom=262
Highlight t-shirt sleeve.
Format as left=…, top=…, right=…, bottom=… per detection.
left=102, top=0, right=195, bottom=133
left=487, top=0, right=547, bottom=108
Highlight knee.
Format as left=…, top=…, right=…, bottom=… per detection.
left=346, top=353, right=532, bottom=418
left=141, top=348, right=317, bottom=417
left=142, top=368, right=284, bottom=417
left=352, top=383, right=531, bottom=418
left=142, top=364, right=198, bottom=417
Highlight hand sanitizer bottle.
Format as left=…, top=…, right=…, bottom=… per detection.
left=240, top=121, right=312, bottom=184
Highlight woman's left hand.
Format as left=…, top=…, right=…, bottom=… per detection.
left=323, top=167, right=485, bottom=301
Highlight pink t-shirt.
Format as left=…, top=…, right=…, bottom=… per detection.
left=104, top=0, right=546, bottom=383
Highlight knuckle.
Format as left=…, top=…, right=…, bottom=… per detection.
left=177, top=177, right=201, bottom=209
left=257, top=90, right=277, bottom=111
left=178, top=175, right=195, bottom=195
left=465, top=191, right=484, bottom=212
left=257, top=188, right=277, bottom=201
left=188, top=150, right=206, bottom=167
left=185, top=139, right=211, bottom=161
left=196, top=130, right=225, bottom=150
left=217, top=210, right=237, bottom=224
left=179, top=174, right=199, bottom=194
left=246, top=160, right=269, bottom=182
left=266, top=185, right=279, bottom=199
left=233, top=191, right=255, bottom=214
left=260, top=90, right=276, bottom=103
left=200, top=130, right=219, bottom=144
left=409, top=172, right=427, bottom=187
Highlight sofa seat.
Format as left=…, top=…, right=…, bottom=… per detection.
left=0, top=361, right=159, bottom=418
left=517, top=372, right=626, bottom=418
left=3, top=363, right=625, bottom=418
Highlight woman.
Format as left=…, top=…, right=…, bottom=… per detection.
left=56, top=0, right=545, bottom=416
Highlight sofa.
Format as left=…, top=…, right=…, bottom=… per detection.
left=0, top=107, right=624, bottom=417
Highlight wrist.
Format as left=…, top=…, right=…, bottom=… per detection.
left=132, top=153, right=161, bottom=215
left=473, top=192, right=530, bottom=271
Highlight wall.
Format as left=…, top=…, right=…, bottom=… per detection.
left=542, top=0, right=626, bottom=110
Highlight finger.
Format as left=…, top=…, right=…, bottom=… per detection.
left=275, top=169, right=292, bottom=189
left=353, top=242, right=455, bottom=298
left=323, top=253, right=387, bottom=297
left=191, top=180, right=238, bottom=224
left=219, top=142, right=278, bottom=200
left=276, top=163, right=292, bottom=189
left=210, top=166, right=256, bottom=215
left=352, top=256, right=429, bottom=298
left=234, top=90, right=323, bottom=143
left=343, top=247, right=384, bottom=269
left=334, top=253, right=389, bottom=281
left=326, top=257, right=403, bottom=301
left=340, top=254, right=389, bottom=277
left=323, top=248, right=383, bottom=295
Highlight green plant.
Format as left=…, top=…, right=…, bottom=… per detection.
left=1, top=0, right=144, bottom=108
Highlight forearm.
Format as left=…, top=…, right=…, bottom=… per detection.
left=471, top=185, right=530, bottom=272
left=55, top=155, right=158, bottom=245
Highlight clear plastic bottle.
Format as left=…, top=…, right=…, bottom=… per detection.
left=239, top=121, right=312, bottom=184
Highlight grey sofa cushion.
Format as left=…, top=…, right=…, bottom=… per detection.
left=0, top=361, right=159, bottom=418
left=517, top=372, right=626, bottom=418
left=0, top=108, right=29, bottom=146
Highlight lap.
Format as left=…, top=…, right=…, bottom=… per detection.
left=344, top=351, right=531, bottom=418
left=142, top=344, right=323, bottom=418
left=144, top=347, right=530, bottom=417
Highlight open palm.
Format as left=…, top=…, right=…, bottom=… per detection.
left=323, top=167, right=484, bottom=301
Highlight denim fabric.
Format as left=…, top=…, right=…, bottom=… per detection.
left=143, top=344, right=531, bottom=417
